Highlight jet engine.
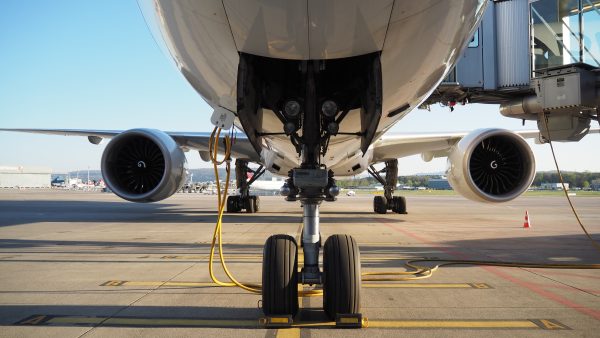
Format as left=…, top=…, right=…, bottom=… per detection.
left=101, top=129, right=187, bottom=202
left=446, top=129, right=535, bottom=203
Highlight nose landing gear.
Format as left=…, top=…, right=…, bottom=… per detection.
left=260, top=61, right=363, bottom=321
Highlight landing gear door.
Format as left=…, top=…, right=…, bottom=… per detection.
left=360, top=53, right=383, bottom=154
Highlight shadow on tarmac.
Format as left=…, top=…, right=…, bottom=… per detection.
left=0, top=200, right=403, bottom=227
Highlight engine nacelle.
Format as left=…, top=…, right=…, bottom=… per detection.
left=101, top=129, right=187, bottom=202
left=446, top=129, right=535, bottom=203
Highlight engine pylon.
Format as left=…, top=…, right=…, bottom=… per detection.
left=523, top=210, right=531, bottom=228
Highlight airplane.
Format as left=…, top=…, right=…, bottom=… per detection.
left=2, top=0, right=598, bottom=321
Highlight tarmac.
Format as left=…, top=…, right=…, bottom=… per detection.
left=0, top=190, right=599, bottom=337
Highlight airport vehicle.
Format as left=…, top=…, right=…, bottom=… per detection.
left=2, top=0, right=599, bottom=321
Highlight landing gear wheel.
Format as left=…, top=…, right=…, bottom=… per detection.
left=323, top=234, right=361, bottom=320
left=226, top=196, right=241, bottom=213
left=391, top=196, right=407, bottom=214
left=262, top=234, right=299, bottom=317
left=373, top=196, right=387, bottom=214
left=251, top=196, right=260, bottom=212
left=245, top=197, right=256, bottom=213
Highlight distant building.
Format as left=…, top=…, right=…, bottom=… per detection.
left=591, top=179, right=600, bottom=191
left=541, top=182, right=569, bottom=191
left=427, top=178, right=451, bottom=190
left=0, top=166, right=52, bottom=188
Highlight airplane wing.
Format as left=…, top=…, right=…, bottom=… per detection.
left=0, top=128, right=260, bottom=162
left=370, top=129, right=600, bottom=163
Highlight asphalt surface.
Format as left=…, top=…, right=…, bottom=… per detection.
left=0, top=190, right=599, bottom=337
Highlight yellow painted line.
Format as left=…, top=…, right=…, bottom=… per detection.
left=19, top=316, right=569, bottom=330
left=103, top=281, right=218, bottom=287
left=367, top=320, right=539, bottom=329
left=106, top=318, right=256, bottom=327
left=276, top=328, right=300, bottom=337
left=48, top=317, right=256, bottom=327
left=102, top=280, right=490, bottom=289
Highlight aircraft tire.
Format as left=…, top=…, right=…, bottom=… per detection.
left=262, top=234, right=299, bottom=317
left=323, top=234, right=361, bottom=320
left=251, top=196, right=260, bottom=212
left=245, top=197, right=256, bottom=213
left=226, top=196, right=240, bottom=213
left=392, top=196, right=407, bottom=214
left=373, top=196, right=387, bottom=214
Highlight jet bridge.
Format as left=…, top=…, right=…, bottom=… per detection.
left=424, top=0, right=600, bottom=142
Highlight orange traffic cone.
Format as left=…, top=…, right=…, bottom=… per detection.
left=523, top=210, right=531, bottom=228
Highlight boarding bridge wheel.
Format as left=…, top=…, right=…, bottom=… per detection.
left=323, top=234, right=361, bottom=320
left=262, top=234, right=299, bottom=317
left=373, top=196, right=387, bottom=214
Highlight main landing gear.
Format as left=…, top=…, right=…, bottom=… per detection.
left=369, top=159, right=407, bottom=214
left=226, top=159, right=264, bottom=213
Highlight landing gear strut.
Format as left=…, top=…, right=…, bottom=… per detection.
left=226, top=159, right=264, bottom=213
left=368, top=159, right=407, bottom=214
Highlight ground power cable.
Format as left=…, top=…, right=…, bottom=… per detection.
left=207, top=126, right=322, bottom=296
left=541, top=114, right=600, bottom=252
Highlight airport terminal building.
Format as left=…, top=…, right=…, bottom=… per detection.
left=0, top=166, right=52, bottom=188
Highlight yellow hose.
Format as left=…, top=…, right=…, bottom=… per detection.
left=207, top=126, right=322, bottom=296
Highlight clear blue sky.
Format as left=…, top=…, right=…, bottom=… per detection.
left=1, top=0, right=598, bottom=175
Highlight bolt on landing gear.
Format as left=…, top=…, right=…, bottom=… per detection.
left=226, top=159, right=264, bottom=213
left=368, top=159, right=408, bottom=214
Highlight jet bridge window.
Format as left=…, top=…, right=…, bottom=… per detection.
left=468, top=29, right=480, bottom=48
left=531, top=0, right=600, bottom=71
left=582, top=0, right=600, bottom=65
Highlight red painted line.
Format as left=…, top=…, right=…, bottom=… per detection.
left=529, top=271, right=600, bottom=281
left=527, top=283, right=600, bottom=295
left=380, top=221, right=600, bottom=321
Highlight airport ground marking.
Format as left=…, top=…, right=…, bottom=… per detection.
left=14, top=315, right=569, bottom=330
left=379, top=220, right=600, bottom=321
left=100, top=280, right=491, bottom=289
left=276, top=328, right=300, bottom=338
